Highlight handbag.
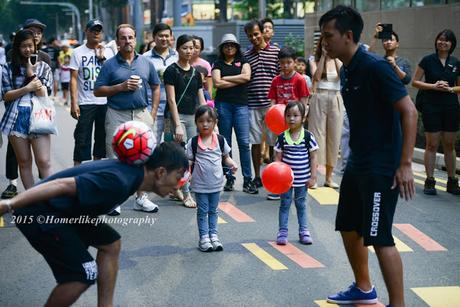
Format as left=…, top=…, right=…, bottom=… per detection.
left=164, top=66, right=195, bottom=142
left=29, top=93, right=58, bottom=135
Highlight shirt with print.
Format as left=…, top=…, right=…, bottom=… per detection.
left=14, top=159, right=144, bottom=231
left=163, top=63, right=203, bottom=115
left=268, top=72, right=310, bottom=105
left=418, top=53, right=459, bottom=110
left=340, top=46, right=408, bottom=176
left=69, top=44, right=115, bottom=105
left=60, top=65, right=71, bottom=83
left=244, top=44, right=280, bottom=109
left=95, top=52, right=160, bottom=110
left=274, top=129, right=319, bottom=187
left=212, top=57, right=248, bottom=105
left=185, top=133, right=231, bottom=193
left=143, top=48, right=178, bottom=115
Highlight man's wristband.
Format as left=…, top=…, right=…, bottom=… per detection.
left=448, top=87, right=455, bottom=93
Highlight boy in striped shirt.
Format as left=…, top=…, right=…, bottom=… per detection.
left=274, top=102, right=318, bottom=245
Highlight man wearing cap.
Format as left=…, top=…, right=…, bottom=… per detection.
left=95, top=24, right=161, bottom=215
left=2, top=19, right=51, bottom=200
left=69, top=19, right=116, bottom=168
left=143, top=23, right=178, bottom=143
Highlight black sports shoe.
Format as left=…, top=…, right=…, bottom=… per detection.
left=1, top=184, right=18, bottom=199
left=224, top=177, right=235, bottom=191
left=446, top=177, right=460, bottom=195
left=423, top=177, right=437, bottom=195
left=243, top=180, right=258, bottom=194
left=252, top=177, right=263, bottom=188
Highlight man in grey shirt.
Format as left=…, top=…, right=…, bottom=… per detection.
left=95, top=24, right=160, bottom=215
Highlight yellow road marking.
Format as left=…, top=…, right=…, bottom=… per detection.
left=314, top=300, right=340, bottom=307
left=414, top=171, right=447, bottom=184
left=242, top=243, right=288, bottom=270
left=314, top=300, right=385, bottom=307
left=412, top=286, right=460, bottom=307
left=414, top=178, right=447, bottom=192
left=369, top=236, right=413, bottom=253
left=309, top=187, right=339, bottom=205
left=217, top=217, right=227, bottom=224
left=0, top=217, right=4, bottom=227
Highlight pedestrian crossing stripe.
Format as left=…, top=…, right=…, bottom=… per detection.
left=309, top=187, right=339, bottom=206
left=413, top=178, right=447, bottom=192
left=242, top=243, right=288, bottom=270
left=394, top=223, right=447, bottom=251
left=414, top=171, right=448, bottom=185
left=368, top=236, right=413, bottom=253
left=411, top=286, right=460, bottom=307
left=268, top=242, right=324, bottom=268
left=219, top=202, right=255, bottom=222
left=314, top=300, right=385, bottom=306
left=217, top=217, right=227, bottom=224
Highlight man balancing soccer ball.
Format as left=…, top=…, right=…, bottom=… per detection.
left=0, top=139, right=188, bottom=306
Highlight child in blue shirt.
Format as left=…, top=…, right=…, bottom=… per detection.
left=274, top=102, right=318, bottom=245
left=186, top=105, right=237, bottom=252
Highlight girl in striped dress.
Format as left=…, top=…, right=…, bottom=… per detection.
left=273, top=102, right=318, bottom=245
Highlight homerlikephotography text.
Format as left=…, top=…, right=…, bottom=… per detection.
left=11, top=215, right=157, bottom=227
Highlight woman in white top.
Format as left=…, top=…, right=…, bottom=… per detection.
left=308, top=36, right=344, bottom=188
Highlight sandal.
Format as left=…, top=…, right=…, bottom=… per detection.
left=183, top=195, right=197, bottom=208
left=169, top=189, right=184, bottom=202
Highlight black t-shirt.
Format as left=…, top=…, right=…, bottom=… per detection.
left=15, top=160, right=144, bottom=230
left=212, top=57, right=248, bottom=105
left=419, top=53, right=460, bottom=110
left=163, top=63, right=203, bottom=115
left=43, top=46, right=60, bottom=70
left=340, top=46, right=408, bottom=176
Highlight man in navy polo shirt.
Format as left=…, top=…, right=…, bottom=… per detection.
left=95, top=24, right=160, bottom=215
left=320, top=6, right=418, bottom=307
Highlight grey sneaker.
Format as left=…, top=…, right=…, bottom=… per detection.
left=210, top=234, right=223, bottom=251
left=199, top=236, right=213, bottom=252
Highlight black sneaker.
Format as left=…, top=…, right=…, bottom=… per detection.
left=1, top=184, right=18, bottom=199
left=224, top=177, right=235, bottom=191
left=243, top=180, right=258, bottom=194
left=252, top=177, right=263, bottom=188
left=423, top=177, right=437, bottom=195
left=446, top=177, right=460, bottom=195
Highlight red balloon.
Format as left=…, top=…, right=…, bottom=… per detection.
left=265, top=104, right=288, bottom=135
left=261, top=162, right=294, bottom=194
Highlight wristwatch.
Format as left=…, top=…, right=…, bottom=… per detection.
left=448, top=87, right=455, bottom=93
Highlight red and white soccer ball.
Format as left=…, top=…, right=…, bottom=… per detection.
left=112, top=121, right=156, bottom=165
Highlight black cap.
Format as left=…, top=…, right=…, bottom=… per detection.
left=23, top=19, right=46, bottom=30
left=86, top=19, right=103, bottom=30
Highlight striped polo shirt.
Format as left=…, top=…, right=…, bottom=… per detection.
left=274, top=129, right=319, bottom=187
left=244, top=44, right=279, bottom=109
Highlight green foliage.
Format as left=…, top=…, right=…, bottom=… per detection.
left=233, top=0, right=259, bottom=20
left=284, top=33, right=304, bottom=57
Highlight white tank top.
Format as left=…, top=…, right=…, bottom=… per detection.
left=317, top=65, right=340, bottom=91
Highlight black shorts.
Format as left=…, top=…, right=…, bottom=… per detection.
left=16, top=220, right=120, bottom=285
left=61, top=82, right=69, bottom=90
left=336, top=171, right=399, bottom=246
left=73, top=104, right=107, bottom=162
left=422, top=106, right=460, bottom=132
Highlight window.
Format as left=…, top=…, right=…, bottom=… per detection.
left=355, top=0, right=380, bottom=11
left=381, top=0, right=410, bottom=9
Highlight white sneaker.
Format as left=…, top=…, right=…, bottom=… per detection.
left=107, top=206, right=121, bottom=216
left=210, top=234, right=223, bottom=251
left=134, top=194, right=159, bottom=213
left=199, top=235, right=213, bottom=252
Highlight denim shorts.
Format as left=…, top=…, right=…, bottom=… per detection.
left=10, top=106, right=32, bottom=139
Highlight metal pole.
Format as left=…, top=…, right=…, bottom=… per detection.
left=132, top=0, right=144, bottom=47
left=173, top=0, right=181, bottom=26
left=20, top=1, right=83, bottom=43
left=259, top=0, right=266, bottom=19
left=89, top=0, right=93, bottom=20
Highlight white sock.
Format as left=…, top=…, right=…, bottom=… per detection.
left=9, top=179, right=17, bottom=186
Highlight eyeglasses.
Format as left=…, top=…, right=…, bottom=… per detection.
left=223, top=44, right=237, bottom=49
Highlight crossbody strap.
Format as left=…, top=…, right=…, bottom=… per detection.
left=176, top=66, right=195, bottom=108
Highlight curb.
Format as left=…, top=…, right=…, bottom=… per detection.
left=413, top=147, right=460, bottom=171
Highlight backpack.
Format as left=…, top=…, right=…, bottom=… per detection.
left=277, top=129, right=311, bottom=151
left=190, top=134, right=225, bottom=173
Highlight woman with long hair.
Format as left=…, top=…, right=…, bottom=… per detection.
left=164, top=34, right=206, bottom=208
left=0, top=29, right=53, bottom=189
left=191, top=35, right=213, bottom=95
left=412, top=29, right=460, bottom=195
left=308, top=36, right=344, bottom=188
left=212, top=33, right=258, bottom=194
